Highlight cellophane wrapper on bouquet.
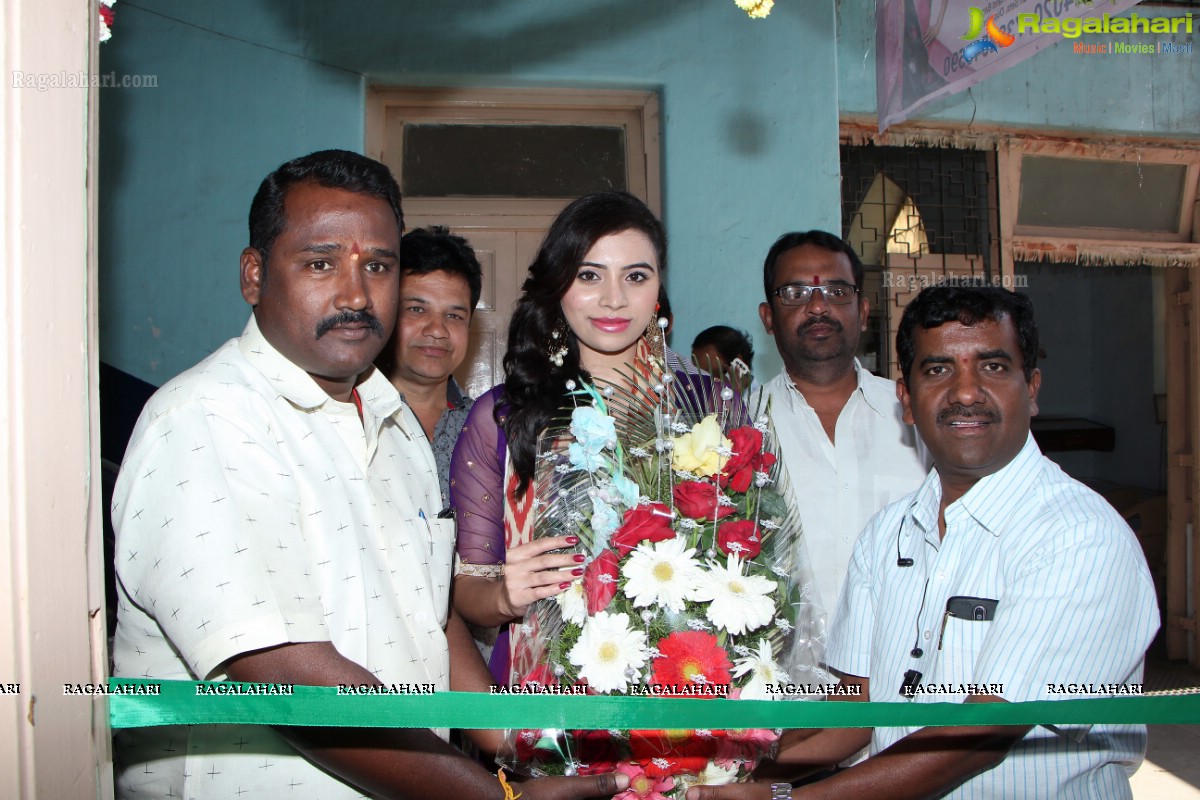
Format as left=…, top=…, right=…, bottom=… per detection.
left=497, top=369, right=831, bottom=798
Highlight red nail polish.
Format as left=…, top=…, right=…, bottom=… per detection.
left=571, top=568, right=584, bottom=577
left=559, top=582, right=571, bottom=590
left=573, top=554, right=586, bottom=563
left=566, top=536, right=580, bottom=544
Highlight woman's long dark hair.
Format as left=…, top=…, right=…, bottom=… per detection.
left=502, top=191, right=667, bottom=494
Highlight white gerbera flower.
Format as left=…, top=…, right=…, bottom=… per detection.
left=694, top=554, right=777, bottom=635
left=732, top=638, right=788, bottom=700
left=555, top=578, right=586, bottom=625
left=567, top=611, right=647, bottom=693
left=622, top=538, right=704, bottom=613
left=694, top=760, right=741, bottom=786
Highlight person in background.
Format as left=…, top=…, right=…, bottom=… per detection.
left=690, top=286, right=1158, bottom=800
left=379, top=225, right=481, bottom=504
left=759, top=230, right=927, bottom=625
left=691, top=324, right=756, bottom=392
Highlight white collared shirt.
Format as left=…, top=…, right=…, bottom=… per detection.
left=112, top=316, right=453, bottom=799
left=763, top=361, right=928, bottom=621
left=828, top=435, right=1160, bottom=798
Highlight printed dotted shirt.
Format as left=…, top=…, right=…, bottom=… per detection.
left=111, top=316, right=454, bottom=799
left=827, top=434, right=1160, bottom=798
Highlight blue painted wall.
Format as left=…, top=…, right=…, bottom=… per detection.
left=99, top=4, right=365, bottom=379
left=99, top=0, right=842, bottom=384
left=100, top=2, right=1199, bottom=388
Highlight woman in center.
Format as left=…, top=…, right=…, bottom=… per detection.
left=450, top=191, right=677, bottom=683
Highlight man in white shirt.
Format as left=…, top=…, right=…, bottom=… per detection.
left=758, top=231, right=927, bottom=621
left=112, top=150, right=624, bottom=800
left=689, top=285, right=1159, bottom=800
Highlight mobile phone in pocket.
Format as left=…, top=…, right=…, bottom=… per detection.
left=946, top=596, right=998, bottom=621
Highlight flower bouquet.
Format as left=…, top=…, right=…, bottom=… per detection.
left=498, top=368, right=827, bottom=797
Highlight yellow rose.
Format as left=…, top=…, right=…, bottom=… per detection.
left=671, top=415, right=732, bottom=477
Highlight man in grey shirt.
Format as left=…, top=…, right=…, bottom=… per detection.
left=380, top=225, right=480, bottom=504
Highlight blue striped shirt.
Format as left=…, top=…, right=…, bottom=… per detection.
left=827, top=434, right=1159, bottom=798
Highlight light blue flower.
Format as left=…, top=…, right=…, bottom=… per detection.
left=568, top=405, right=617, bottom=472
left=591, top=495, right=619, bottom=551
left=571, top=405, right=617, bottom=450
left=609, top=474, right=641, bottom=508
left=568, top=442, right=607, bottom=473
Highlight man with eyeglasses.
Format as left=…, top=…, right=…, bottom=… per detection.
left=758, top=230, right=927, bottom=627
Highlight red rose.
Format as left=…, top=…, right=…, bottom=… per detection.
left=673, top=480, right=737, bottom=521
left=722, top=427, right=763, bottom=475
left=720, top=427, right=775, bottom=493
left=583, top=550, right=619, bottom=614
left=515, top=728, right=560, bottom=762
left=571, top=729, right=621, bottom=774
left=611, top=502, right=675, bottom=556
left=716, top=519, right=762, bottom=559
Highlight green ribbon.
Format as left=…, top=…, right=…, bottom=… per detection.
left=107, top=679, right=1200, bottom=730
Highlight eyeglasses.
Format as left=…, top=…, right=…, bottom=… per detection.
left=771, top=283, right=859, bottom=306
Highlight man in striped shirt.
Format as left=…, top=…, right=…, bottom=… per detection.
left=689, top=285, right=1158, bottom=799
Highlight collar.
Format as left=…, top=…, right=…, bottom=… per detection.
left=773, top=359, right=890, bottom=418
left=908, top=433, right=1043, bottom=539
left=446, top=376, right=470, bottom=409
left=395, top=376, right=470, bottom=412
left=237, top=314, right=405, bottom=425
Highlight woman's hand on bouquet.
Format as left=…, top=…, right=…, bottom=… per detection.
left=517, top=771, right=630, bottom=800
left=498, top=535, right=585, bottom=620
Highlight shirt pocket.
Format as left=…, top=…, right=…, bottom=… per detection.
left=932, top=616, right=992, bottom=694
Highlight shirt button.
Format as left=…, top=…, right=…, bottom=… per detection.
left=923, top=631, right=932, bottom=640
left=936, top=572, right=945, bottom=581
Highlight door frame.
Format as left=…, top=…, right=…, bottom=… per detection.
left=365, top=86, right=662, bottom=217
left=1, top=1, right=111, bottom=797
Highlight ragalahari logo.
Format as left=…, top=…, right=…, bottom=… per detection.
left=961, top=7, right=1016, bottom=63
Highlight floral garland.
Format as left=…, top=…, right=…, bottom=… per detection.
left=99, top=0, right=116, bottom=43
left=735, top=0, right=774, bottom=19
left=499, top=368, right=827, bottom=798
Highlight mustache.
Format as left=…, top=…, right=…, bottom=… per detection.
left=937, top=405, right=999, bottom=425
left=798, top=317, right=843, bottom=334
left=315, top=310, right=385, bottom=339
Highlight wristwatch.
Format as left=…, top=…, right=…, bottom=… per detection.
left=770, top=784, right=792, bottom=800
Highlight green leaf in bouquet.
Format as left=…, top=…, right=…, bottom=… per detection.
left=754, top=488, right=789, bottom=525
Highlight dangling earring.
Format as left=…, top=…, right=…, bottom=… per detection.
left=645, top=303, right=667, bottom=366
left=548, top=322, right=569, bottom=367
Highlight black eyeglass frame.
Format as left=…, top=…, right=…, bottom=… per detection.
left=770, top=282, right=860, bottom=307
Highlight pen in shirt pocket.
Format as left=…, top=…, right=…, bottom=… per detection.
left=418, top=509, right=434, bottom=546
left=938, top=596, right=998, bottom=650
